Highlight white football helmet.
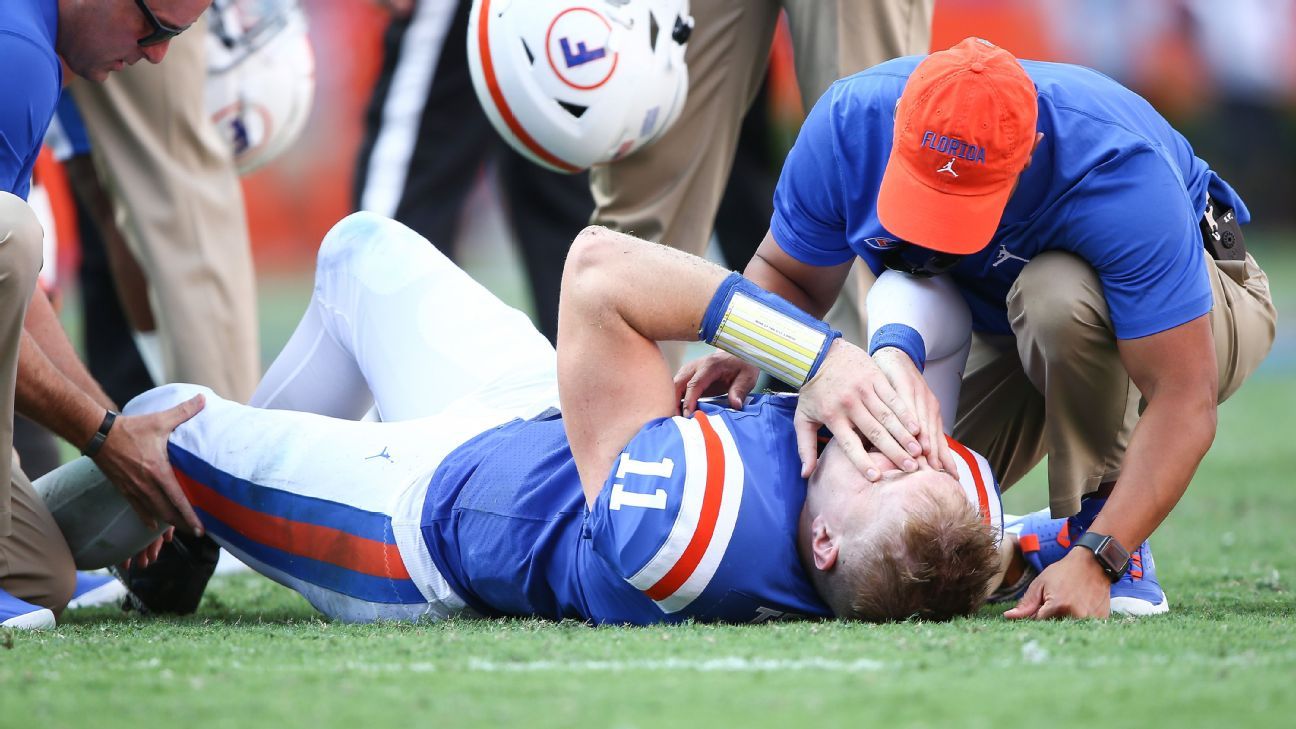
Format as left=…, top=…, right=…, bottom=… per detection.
left=205, top=0, right=316, bottom=175
left=467, top=0, right=693, bottom=173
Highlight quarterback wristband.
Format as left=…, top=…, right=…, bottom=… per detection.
left=868, top=323, right=927, bottom=373
left=82, top=409, right=118, bottom=458
left=699, top=272, right=842, bottom=388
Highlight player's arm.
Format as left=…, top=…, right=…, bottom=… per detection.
left=558, top=227, right=729, bottom=506
left=675, top=230, right=849, bottom=408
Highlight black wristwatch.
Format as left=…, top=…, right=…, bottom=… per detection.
left=1073, top=531, right=1131, bottom=583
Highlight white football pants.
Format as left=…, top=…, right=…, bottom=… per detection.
left=126, top=212, right=561, bottom=622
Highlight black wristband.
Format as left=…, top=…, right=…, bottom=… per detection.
left=82, top=409, right=118, bottom=457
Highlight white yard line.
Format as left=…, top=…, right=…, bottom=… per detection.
left=465, top=657, right=888, bottom=673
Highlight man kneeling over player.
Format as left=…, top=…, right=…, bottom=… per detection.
left=39, top=213, right=1004, bottom=624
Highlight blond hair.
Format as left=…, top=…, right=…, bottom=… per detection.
left=821, top=487, right=999, bottom=622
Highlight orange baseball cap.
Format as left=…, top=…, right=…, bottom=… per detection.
left=877, top=37, right=1038, bottom=255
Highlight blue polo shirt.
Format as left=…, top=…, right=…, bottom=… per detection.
left=0, top=0, right=61, bottom=199
left=771, top=56, right=1245, bottom=340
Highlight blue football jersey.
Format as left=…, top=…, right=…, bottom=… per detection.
left=585, top=396, right=829, bottom=623
left=420, top=395, right=1003, bottom=625
left=420, top=396, right=827, bottom=624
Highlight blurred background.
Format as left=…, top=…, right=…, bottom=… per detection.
left=55, top=0, right=1296, bottom=383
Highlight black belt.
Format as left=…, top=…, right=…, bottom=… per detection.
left=1200, top=195, right=1247, bottom=261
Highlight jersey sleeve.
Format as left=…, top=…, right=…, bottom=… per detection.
left=588, top=411, right=747, bottom=614
left=1060, top=147, right=1213, bottom=340
left=769, top=93, right=856, bottom=267
left=945, top=436, right=1004, bottom=546
left=0, top=34, right=60, bottom=196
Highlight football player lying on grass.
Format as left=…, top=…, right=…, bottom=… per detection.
left=36, top=214, right=1109, bottom=624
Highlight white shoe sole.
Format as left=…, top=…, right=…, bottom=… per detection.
left=1, top=607, right=56, bottom=630
left=66, top=578, right=129, bottom=610
left=1111, top=594, right=1171, bottom=617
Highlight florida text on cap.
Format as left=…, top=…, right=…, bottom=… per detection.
left=877, top=37, right=1039, bottom=255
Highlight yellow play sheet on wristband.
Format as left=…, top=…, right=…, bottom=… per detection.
left=712, top=292, right=830, bottom=387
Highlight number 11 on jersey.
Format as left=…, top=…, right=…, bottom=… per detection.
left=608, top=453, right=673, bottom=511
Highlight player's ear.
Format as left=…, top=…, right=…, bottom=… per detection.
left=810, top=515, right=839, bottom=572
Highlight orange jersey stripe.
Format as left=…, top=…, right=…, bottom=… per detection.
left=175, top=468, right=411, bottom=581
left=946, top=436, right=991, bottom=526
left=645, top=412, right=726, bottom=601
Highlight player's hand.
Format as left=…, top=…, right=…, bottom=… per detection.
left=1004, top=549, right=1111, bottom=620
left=674, top=351, right=759, bottom=415
left=92, top=394, right=206, bottom=537
left=120, top=527, right=174, bottom=572
left=370, top=0, right=415, bottom=18
left=795, top=339, right=922, bottom=479
left=871, top=346, right=959, bottom=476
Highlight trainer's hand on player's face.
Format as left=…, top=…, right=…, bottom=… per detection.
left=674, top=351, right=759, bottom=415
left=91, top=394, right=206, bottom=537
left=1004, top=549, right=1111, bottom=620
left=871, top=347, right=959, bottom=476
left=796, top=340, right=922, bottom=480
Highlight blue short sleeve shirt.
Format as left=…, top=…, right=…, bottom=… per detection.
left=772, top=56, right=1244, bottom=340
left=0, top=0, right=62, bottom=199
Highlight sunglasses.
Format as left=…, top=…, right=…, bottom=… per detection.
left=135, top=0, right=192, bottom=47
left=880, top=244, right=963, bottom=278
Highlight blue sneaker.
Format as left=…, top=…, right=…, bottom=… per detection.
left=66, top=571, right=127, bottom=610
left=1109, top=540, right=1169, bottom=616
left=987, top=509, right=1071, bottom=603
left=1001, top=508, right=1169, bottom=616
left=1, top=587, right=55, bottom=630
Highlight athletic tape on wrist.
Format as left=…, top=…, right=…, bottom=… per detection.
left=699, top=272, right=841, bottom=388
left=868, top=323, right=927, bottom=373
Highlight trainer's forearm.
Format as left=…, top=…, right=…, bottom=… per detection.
left=744, top=251, right=830, bottom=318
left=1088, top=393, right=1216, bottom=552
left=16, top=330, right=110, bottom=450
left=23, top=289, right=115, bottom=410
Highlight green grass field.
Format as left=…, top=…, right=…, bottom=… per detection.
left=2, top=235, right=1293, bottom=729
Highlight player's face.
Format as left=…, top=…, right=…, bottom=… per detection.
left=58, top=0, right=209, bottom=81
left=805, top=441, right=964, bottom=521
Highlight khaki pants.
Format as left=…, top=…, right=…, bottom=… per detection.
left=591, top=0, right=934, bottom=349
left=1, top=197, right=75, bottom=614
left=69, top=16, right=260, bottom=402
left=0, top=192, right=43, bottom=539
left=0, top=463, right=75, bottom=615
left=952, top=251, right=1277, bottom=517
